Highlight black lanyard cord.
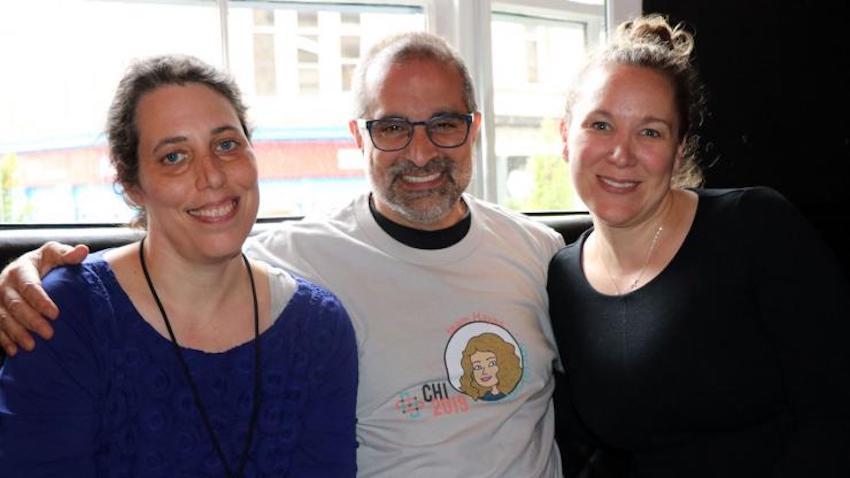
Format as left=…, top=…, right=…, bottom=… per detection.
left=139, top=238, right=261, bottom=477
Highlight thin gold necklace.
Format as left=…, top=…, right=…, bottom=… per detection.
left=600, top=224, right=664, bottom=295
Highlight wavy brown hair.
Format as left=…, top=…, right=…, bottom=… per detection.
left=459, top=333, right=522, bottom=400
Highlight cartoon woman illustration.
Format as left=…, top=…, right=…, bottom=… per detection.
left=459, top=333, right=522, bottom=401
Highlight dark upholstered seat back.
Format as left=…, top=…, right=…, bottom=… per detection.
left=0, top=214, right=592, bottom=267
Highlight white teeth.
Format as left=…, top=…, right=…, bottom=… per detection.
left=188, top=200, right=235, bottom=218
left=600, top=177, right=637, bottom=189
left=403, top=172, right=441, bottom=183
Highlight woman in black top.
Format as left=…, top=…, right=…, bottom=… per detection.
left=549, top=14, right=850, bottom=477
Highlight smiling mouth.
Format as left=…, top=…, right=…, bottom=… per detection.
left=402, top=172, right=442, bottom=184
left=599, top=176, right=639, bottom=190
left=187, top=198, right=238, bottom=219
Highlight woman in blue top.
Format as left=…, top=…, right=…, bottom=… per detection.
left=0, top=55, right=358, bottom=477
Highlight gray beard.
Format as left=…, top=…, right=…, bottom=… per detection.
left=372, top=158, right=465, bottom=226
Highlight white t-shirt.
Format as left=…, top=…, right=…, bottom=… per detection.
left=246, top=193, right=565, bottom=477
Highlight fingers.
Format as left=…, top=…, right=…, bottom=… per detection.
left=61, top=244, right=90, bottom=265
left=2, top=283, right=54, bottom=338
left=0, top=241, right=73, bottom=351
left=16, top=275, right=58, bottom=320
left=0, top=328, right=19, bottom=357
left=38, top=242, right=89, bottom=274
left=0, top=306, right=35, bottom=354
left=21, top=242, right=89, bottom=320
left=0, top=283, right=52, bottom=342
left=7, top=250, right=59, bottom=321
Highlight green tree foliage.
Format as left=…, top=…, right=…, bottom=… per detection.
left=507, top=153, right=584, bottom=212
left=1, top=152, right=25, bottom=222
left=506, top=117, right=585, bottom=212
left=525, top=153, right=576, bottom=211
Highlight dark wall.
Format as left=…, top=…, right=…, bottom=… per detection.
left=644, top=0, right=850, bottom=274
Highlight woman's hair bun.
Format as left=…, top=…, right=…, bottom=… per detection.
left=616, top=14, right=694, bottom=60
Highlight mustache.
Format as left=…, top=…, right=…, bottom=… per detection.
left=386, top=157, right=454, bottom=177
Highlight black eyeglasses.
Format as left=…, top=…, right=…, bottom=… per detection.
left=357, top=113, right=474, bottom=152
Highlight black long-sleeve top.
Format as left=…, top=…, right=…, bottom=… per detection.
left=548, top=187, right=850, bottom=477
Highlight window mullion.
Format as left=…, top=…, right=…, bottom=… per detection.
left=461, top=0, right=496, bottom=203
left=427, top=0, right=496, bottom=202
left=219, top=0, right=230, bottom=69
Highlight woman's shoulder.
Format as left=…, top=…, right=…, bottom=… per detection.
left=548, top=229, right=590, bottom=295
left=694, top=186, right=803, bottom=228
left=291, top=277, right=349, bottom=319
left=28, top=252, right=117, bottom=364
left=551, top=228, right=590, bottom=265
left=270, top=275, right=357, bottom=379
left=695, top=186, right=790, bottom=210
left=42, top=251, right=112, bottom=305
left=274, top=272, right=353, bottom=337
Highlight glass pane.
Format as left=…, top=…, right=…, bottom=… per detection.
left=226, top=3, right=426, bottom=218
left=0, top=0, right=221, bottom=224
left=341, top=12, right=361, bottom=25
left=253, top=9, right=274, bottom=26
left=341, top=35, right=360, bottom=59
left=341, top=64, right=356, bottom=92
left=492, top=10, right=605, bottom=212
left=297, top=11, right=318, bottom=28
left=297, top=48, right=319, bottom=63
left=299, top=66, right=320, bottom=94
left=254, top=33, right=277, bottom=95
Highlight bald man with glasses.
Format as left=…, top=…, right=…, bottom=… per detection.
left=0, top=32, right=565, bottom=477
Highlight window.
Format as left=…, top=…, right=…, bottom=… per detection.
left=0, top=0, right=223, bottom=223
left=225, top=3, right=425, bottom=217
left=0, top=0, right=637, bottom=224
left=491, top=8, right=604, bottom=211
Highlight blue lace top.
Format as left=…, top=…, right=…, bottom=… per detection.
left=0, top=252, right=357, bottom=477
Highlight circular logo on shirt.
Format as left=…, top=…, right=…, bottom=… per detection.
left=444, top=322, right=523, bottom=402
